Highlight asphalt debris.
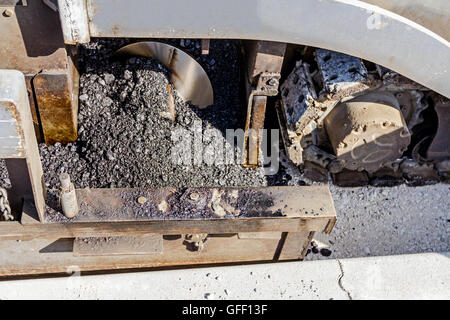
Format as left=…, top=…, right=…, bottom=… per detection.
left=39, top=38, right=267, bottom=191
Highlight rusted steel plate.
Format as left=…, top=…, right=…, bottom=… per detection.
left=73, top=235, right=163, bottom=256
left=44, top=186, right=336, bottom=223
left=33, top=69, right=79, bottom=144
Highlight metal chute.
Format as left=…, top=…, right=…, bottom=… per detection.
left=116, top=41, right=214, bottom=109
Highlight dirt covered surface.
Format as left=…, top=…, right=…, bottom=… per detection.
left=44, top=187, right=285, bottom=223
left=39, top=38, right=268, bottom=194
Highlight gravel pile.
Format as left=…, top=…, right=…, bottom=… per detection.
left=39, top=38, right=267, bottom=190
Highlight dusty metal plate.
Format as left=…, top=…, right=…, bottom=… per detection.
left=44, top=186, right=336, bottom=223
left=116, top=41, right=213, bottom=108
left=73, top=235, right=163, bottom=256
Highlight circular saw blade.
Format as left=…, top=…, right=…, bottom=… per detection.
left=116, top=41, right=214, bottom=109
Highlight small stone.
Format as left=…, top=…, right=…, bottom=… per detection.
left=104, top=73, right=115, bottom=85
left=204, top=293, right=214, bottom=300
left=105, top=151, right=115, bottom=161
left=320, top=248, right=332, bottom=257
left=102, top=97, right=113, bottom=107
left=364, top=247, right=371, bottom=255
left=79, top=94, right=89, bottom=102
left=124, top=70, right=132, bottom=80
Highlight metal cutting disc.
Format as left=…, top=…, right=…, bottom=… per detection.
left=116, top=41, right=214, bottom=108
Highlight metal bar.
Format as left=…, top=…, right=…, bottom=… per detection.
left=0, top=235, right=308, bottom=276
left=244, top=96, right=267, bottom=167
left=57, top=0, right=90, bottom=44
left=43, top=185, right=335, bottom=222
left=0, top=217, right=333, bottom=241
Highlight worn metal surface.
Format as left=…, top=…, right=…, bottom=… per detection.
left=244, top=96, right=267, bottom=167
left=0, top=70, right=46, bottom=221
left=57, top=0, right=90, bottom=44
left=0, top=232, right=313, bottom=276
left=44, top=186, right=336, bottom=223
left=0, top=1, right=67, bottom=74
left=324, top=92, right=411, bottom=173
left=244, top=41, right=286, bottom=85
left=73, top=235, right=163, bottom=256
left=85, top=0, right=450, bottom=98
left=363, top=0, right=450, bottom=41
left=33, top=67, right=79, bottom=144
left=116, top=41, right=213, bottom=108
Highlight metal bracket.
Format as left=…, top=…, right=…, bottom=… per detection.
left=253, top=72, right=281, bottom=97
left=243, top=72, right=281, bottom=167
left=0, top=70, right=46, bottom=221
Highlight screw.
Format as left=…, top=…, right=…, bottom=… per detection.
left=2, top=9, right=13, bottom=17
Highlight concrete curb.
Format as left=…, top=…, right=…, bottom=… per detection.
left=0, top=252, right=448, bottom=300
